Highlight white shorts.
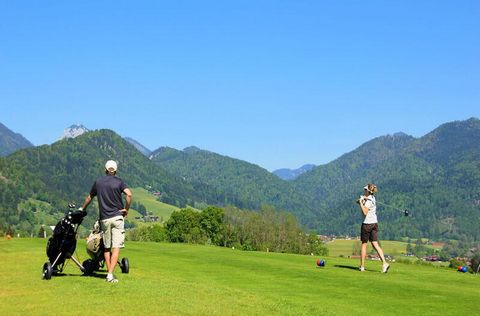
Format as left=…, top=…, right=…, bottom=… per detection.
left=101, top=215, right=125, bottom=249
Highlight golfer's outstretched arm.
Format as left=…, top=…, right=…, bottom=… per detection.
left=81, top=194, right=93, bottom=211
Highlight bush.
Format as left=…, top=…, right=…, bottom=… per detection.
left=448, top=258, right=468, bottom=269
left=470, top=253, right=480, bottom=273
left=127, top=225, right=167, bottom=242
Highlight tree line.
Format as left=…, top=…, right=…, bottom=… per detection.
left=128, top=205, right=328, bottom=256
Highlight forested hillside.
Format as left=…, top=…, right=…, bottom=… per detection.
left=1, top=118, right=479, bottom=242
left=293, top=118, right=480, bottom=240
left=150, top=146, right=315, bottom=223
left=0, top=122, right=33, bottom=156
left=0, top=130, right=222, bottom=235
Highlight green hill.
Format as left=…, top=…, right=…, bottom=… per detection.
left=1, top=238, right=479, bottom=315
left=0, top=130, right=216, bottom=235
left=129, top=187, right=179, bottom=223
left=293, top=118, right=480, bottom=240
left=150, top=146, right=315, bottom=223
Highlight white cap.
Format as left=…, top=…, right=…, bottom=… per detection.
left=363, top=185, right=372, bottom=193
left=105, top=160, right=117, bottom=172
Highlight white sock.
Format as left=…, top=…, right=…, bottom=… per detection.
left=107, top=273, right=113, bottom=279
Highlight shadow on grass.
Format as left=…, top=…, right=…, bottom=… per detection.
left=334, top=264, right=360, bottom=271
left=49, top=270, right=107, bottom=279
left=334, top=265, right=385, bottom=273
left=88, top=272, right=109, bottom=279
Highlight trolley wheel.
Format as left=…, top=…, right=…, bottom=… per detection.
left=82, top=259, right=94, bottom=276
left=43, top=262, right=52, bottom=280
left=120, top=257, right=129, bottom=274
left=92, top=260, right=100, bottom=272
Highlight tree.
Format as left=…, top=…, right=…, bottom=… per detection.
left=470, top=252, right=480, bottom=274
left=38, top=225, right=46, bottom=238
left=352, top=240, right=362, bottom=256
left=406, top=243, right=413, bottom=254
left=306, top=234, right=329, bottom=256
left=199, top=206, right=224, bottom=245
left=165, top=208, right=202, bottom=242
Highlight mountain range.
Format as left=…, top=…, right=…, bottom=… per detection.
left=273, top=164, right=316, bottom=181
left=292, top=118, right=480, bottom=240
left=1, top=118, right=479, bottom=241
left=0, top=122, right=33, bottom=156
left=124, top=137, right=152, bottom=157
left=149, top=146, right=313, bottom=221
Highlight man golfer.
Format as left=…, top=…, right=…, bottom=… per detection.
left=356, top=183, right=390, bottom=273
left=81, top=160, right=132, bottom=283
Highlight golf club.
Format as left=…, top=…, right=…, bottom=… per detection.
left=376, top=201, right=410, bottom=217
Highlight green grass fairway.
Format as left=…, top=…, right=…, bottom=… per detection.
left=328, top=239, right=408, bottom=257
left=1, top=238, right=479, bottom=315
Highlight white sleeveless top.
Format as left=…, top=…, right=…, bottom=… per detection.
left=363, top=195, right=377, bottom=224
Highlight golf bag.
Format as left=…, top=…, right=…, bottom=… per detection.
left=82, top=220, right=130, bottom=276
left=42, top=203, right=87, bottom=280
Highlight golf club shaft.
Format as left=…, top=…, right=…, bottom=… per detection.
left=376, top=201, right=404, bottom=213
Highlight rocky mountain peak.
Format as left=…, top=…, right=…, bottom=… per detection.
left=60, top=124, right=90, bottom=140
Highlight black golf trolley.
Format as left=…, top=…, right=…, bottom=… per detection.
left=42, top=203, right=129, bottom=280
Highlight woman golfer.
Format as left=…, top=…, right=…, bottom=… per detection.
left=357, top=183, right=390, bottom=273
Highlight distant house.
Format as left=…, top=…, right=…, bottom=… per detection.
left=134, top=212, right=160, bottom=222
left=146, top=215, right=159, bottom=222
left=425, top=255, right=439, bottom=262
left=318, top=235, right=332, bottom=242
left=431, top=242, right=445, bottom=249
left=153, top=192, right=161, bottom=196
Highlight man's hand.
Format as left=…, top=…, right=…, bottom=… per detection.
left=120, top=209, right=129, bottom=217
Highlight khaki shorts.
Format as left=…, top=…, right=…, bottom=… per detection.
left=101, top=215, right=125, bottom=249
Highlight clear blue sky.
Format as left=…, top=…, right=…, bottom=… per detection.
left=1, top=1, right=479, bottom=171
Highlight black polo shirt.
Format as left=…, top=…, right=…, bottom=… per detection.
left=90, top=175, right=128, bottom=220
